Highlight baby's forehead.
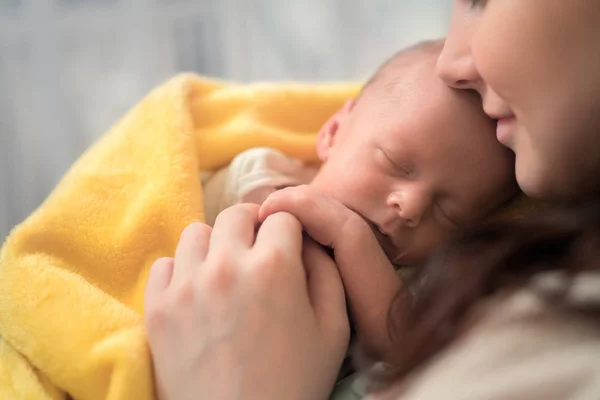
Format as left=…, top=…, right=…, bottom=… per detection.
left=365, top=58, right=455, bottom=109
left=365, top=71, right=483, bottom=129
left=365, top=81, right=497, bottom=167
left=360, top=44, right=492, bottom=138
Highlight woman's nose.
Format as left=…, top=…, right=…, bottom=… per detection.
left=437, top=39, right=481, bottom=91
left=436, top=8, right=482, bottom=92
left=437, top=54, right=480, bottom=90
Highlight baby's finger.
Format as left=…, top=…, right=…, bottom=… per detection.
left=260, top=185, right=401, bottom=358
left=259, top=185, right=356, bottom=248
left=172, top=223, right=211, bottom=286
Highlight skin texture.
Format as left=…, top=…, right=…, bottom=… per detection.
left=145, top=207, right=350, bottom=400
left=311, top=43, right=516, bottom=265
left=437, top=0, right=600, bottom=202
left=260, top=185, right=404, bottom=360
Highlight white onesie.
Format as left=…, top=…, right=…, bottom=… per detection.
left=201, top=147, right=319, bottom=226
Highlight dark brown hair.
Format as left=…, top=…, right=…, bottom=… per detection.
left=371, top=202, right=600, bottom=386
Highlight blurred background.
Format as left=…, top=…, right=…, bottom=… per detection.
left=0, top=0, right=451, bottom=239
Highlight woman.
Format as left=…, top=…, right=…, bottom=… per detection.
left=144, top=1, right=600, bottom=399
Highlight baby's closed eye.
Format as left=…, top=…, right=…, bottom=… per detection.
left=377, top=147, right=411, bottom=176
left=434, top=202, right=462, bottom=228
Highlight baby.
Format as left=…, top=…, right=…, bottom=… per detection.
left=202, top=40, right=516, bottom=267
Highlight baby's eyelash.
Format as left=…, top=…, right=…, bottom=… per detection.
left=437, top=204, right=460, bottom=227
left=380, top=149, right=410, bottom=175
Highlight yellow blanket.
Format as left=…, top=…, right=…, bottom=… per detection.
left=0, top=74, right=360, bottom=400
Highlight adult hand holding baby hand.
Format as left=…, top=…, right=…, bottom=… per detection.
left=260, top=185, right=403, bottom=361
left=144, top=204, right=349, bottom=400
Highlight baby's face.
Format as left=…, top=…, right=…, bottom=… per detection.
left=311, top=67, right=516, bottom=265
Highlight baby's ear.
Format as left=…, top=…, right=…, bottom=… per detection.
left=316, top=99, right=356, bottom=161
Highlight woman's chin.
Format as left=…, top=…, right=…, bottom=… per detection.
left=516, top=162, right=591, bottom=203
left=515, top=159, right=553, bottom=201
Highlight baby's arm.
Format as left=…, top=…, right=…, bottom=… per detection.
left=260, top=185, right=403, bottom=362
left=202, top=148, right=317, bottom=226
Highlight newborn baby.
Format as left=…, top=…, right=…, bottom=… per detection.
left=202, top=40, right=516, bottom=267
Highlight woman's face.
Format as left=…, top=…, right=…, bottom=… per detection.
left=437, top=0, right=600, bottom=202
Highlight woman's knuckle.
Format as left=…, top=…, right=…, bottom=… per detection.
left=180, top=222, right=209, bottom=242
left=172, top=280, right=196, bottom=305
left=218, top=203, right=259, bottom=222
left=207, top=247, right=234, bottom=266
left=252, top=250, right=286, bottom=284
left=145, top=301, right=169, bottom=332
left=203, top=259, right=237, bottom=295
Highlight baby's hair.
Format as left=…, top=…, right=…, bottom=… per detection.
left=358, top=39, right=445, bottom=101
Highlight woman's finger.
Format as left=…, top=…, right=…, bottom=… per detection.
left=254, top=212, right=303, bottom=255
left=210, top=203, right=260, bottom=252
left=251, top=212, right=305, bottom=289
left=145, top=257, right=174, bottom=313
left=172, top=222, right=212, bottom=286
left=260, top=185, right=402, bottom=358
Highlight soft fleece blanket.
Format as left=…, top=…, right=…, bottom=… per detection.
left=0, top=74, right=360, bottom=400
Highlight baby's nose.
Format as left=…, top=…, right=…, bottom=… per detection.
left=399, top=207, right=422, bottom=228
left=387, top=192, right=424, bottom=228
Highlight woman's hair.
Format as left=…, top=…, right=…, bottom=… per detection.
left=366, top=202, right=600, bottom=386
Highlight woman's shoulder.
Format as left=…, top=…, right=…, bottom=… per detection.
left=376, top=271, right=600, bottom=400
left=481, top=270, right=600, bottom=327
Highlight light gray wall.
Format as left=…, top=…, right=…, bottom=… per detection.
left=0, top=0, right=451, bottom=238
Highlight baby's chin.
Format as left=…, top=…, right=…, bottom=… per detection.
left=383, top=246, right=426, bottom=268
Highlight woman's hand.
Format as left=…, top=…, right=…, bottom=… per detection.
left=260, top=185, right=403, bottom=361
left=144, top=204, right=349, bottom=400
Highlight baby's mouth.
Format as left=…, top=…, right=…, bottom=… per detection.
left=375, top=224, right=390, bottom=237
left=364, top=219, right=403, bottom=263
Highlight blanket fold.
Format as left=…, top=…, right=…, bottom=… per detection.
left=0, top=74, right=360, bottom=400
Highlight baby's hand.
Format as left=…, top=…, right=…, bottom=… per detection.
left=260, top=185, right=403, bottom=361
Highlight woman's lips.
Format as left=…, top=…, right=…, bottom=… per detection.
left=485, top=108, right=517, bottom=146
left=496, top=116, right=517, bottom=146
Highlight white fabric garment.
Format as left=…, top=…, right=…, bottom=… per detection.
left=201, top=147, right=318, bottom=226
